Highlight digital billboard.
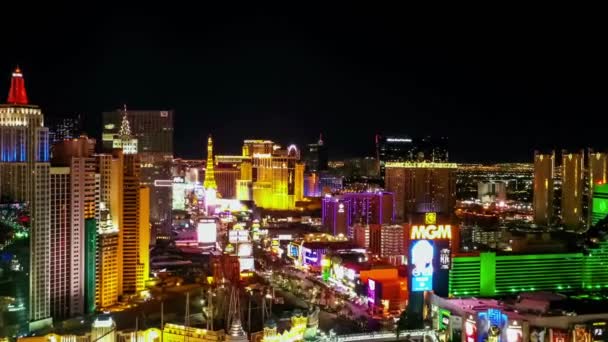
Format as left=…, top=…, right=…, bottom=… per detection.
left=197, top=221, right=217, bottom=244
left=237, top=243, right=253, bottom=257
left=239, top=257, right=255, bottom=272
left=410, top=240, right=434, bottom=291
left=368, top=279, right=377, bottom=304
left=229, top=229, right=250, bottom=243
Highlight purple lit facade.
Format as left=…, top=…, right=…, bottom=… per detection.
left=322, top=196, right=351, bottom=236
left=322, top=191, right=395, bottom=237
left=304, top=172, right=344, bottom=197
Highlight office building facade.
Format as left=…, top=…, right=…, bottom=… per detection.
left=49, top=136, right=98, bottom=318
left=48, top=116, right=81, bottom=146
left=342, top=191, right=394, bottom=225
left=385, top=162, right=457, bottom=221
left=376, top=134, right=448, bottom=178
left=0, top=68, right=51, bottom=327
left=561, top=150, right=584, bottom=229
left=533, top=151, right=555, bottom=226
left=303, top=134, right=328, bottom=172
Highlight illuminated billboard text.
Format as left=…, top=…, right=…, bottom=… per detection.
left=410, top=224, right=452, bottom=240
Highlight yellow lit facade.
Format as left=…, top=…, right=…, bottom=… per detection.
left=533, top=151, right=555, bottom=226
left=122, top=154, right=142, bottom=294
left=562, top=150, right=584, bottom=230
left=262, top=314, right=307, bottom=342
left=138, top=186, right=151, bottom=291
left=236, top=140, right=304, bottom=210
left=96, top=153, right=123, bottom=307
left=162, top=323, right=226, bottom=342
left=97, top=228, right=119, bottom=308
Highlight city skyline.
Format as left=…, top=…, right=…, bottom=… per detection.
left=4, top=6, right=608, bottom=342
left=0, top=5, right=604, bottom=162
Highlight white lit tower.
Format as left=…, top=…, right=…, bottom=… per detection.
left=0, top=67, right=51, bottom=328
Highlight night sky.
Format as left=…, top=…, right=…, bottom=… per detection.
left=1, top=5, right=605, bottom=162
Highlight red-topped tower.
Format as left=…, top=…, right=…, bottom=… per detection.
left=1, top=67, right=51, bottom=328
left=7, top=67, right=29, bottom=105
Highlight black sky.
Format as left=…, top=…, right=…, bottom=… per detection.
left=1, top=5, right=606, bottom=162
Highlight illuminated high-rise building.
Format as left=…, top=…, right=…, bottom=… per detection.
left=533, top=151, right=555, bottom=226
left=95, top=153, right=123, bottom=307
left=561, top=150, right=584, bottom=229
left=303, top=134, right=328, bottom=172
left=589, top=150, right=608, bottom=186
left=203, top=135, right=217, bottom=190
left=122, top=153, right=145, bottom=294
left=49, top=136, right=98, bottom=319
left=322, top=196, right=351, bottom=236
left=102, top=108, right=173, bottom=227
left=138, top=186, right=150, bottom=290
left=95, top=142, right=150, bottom=301
left=96, top=206, right=119, bottom=309
left=592, top=183, right=608, bottom=226
left=376, top=134, right=448, bottom=179
left=237, top=140, right=304, bottom=210
left=48, top=115, right=81, bottom=146
left=0, top=68, right=51, bottom=328
left=49, top=167, right=71, bottom=319
left=385, top=162, right=456, bottom=221
left=342, top=191, right=394, bottom=225
left=376, top=134, right=415, bottom=178
left=588, top=150, right=608, bottom=227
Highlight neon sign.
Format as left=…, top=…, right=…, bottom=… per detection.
left=410, top=224, right=452, bottom=240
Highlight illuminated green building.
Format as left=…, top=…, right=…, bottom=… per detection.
left=85, top=218, right=97, bottom=314
left=449, top=241, right=608, bottom=297
left=592, top=183, right=608, bottom=226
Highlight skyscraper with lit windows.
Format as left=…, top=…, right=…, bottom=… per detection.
left=49, top=136, right=98, bottom=318
left=102, top=108, right=173, bottom=228
left=533, top=151, right=555, bottom=226
left=385, top=162, right=456, bottom=221
left=561, top=150, right=584, bottom=229
left=0, top=67, right=51, bottom=328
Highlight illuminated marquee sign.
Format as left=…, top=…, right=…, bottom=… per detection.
left=410, top=224, right=452, bottom=240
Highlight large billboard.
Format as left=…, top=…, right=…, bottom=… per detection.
left=410, top=240, right=434, bottom=291
left=239, top=257, right=255, bottom=272
left=229, top=229, right=250, bottom=243
left=197, top=221, right=217, bottom=244
left=237, top=243, right=253, bottom=257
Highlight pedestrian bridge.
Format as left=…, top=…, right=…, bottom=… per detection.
left=336, top=329, right=438, bottom=342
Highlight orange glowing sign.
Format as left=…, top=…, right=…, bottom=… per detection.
left=410, top=224, right=452, bottom=240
